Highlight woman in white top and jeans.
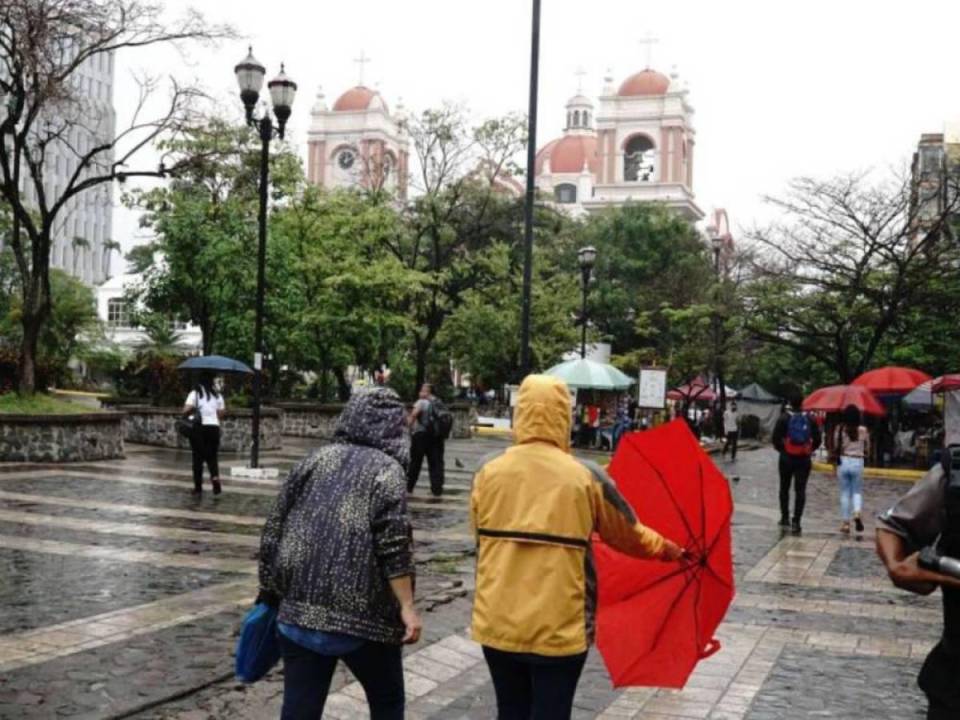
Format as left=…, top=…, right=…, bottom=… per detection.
left=835, top=404, right=869, bottom=535
left=183, top=372, right=226, bottom=496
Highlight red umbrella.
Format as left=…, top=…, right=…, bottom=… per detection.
left=851, top=366, right=932, bottom=394
left=803, top=385, right=886, bottom=416
left=667, top=377, right=716, bottom=403
left=932, top=375, right=960, bottom=393
left=595, top=420, right=734, bottom=688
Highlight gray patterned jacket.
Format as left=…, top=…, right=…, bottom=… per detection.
left=257, top=387, right=414, bottom=644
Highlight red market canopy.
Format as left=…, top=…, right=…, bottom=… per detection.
left=595, top=420, right=734, bottom=688
left=851, top=366, right=932, bottom=395
left=667, top=377, right=715, bottom=403
left=803, top=385, right=886, bottom=416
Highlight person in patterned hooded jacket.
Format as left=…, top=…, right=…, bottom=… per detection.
left=257, top=386, right=421, bottom=720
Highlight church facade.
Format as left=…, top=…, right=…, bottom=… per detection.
left=535, top=66, right=703, bottom=221
left=305, top=85, right=410, bottom=200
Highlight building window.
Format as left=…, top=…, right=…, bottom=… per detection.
left=624, top=135, right=656, bottom=182
left=554, top=183, right=577, bottom=204
left=573, top=110, right=581, bottom=127
left=107, top=298, right=131, bottom=328
left=921, top=146, right=944, bottom=177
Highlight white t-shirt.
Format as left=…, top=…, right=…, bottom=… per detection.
left=186, top=390, right=225, bottom=426
left=723, top=409, right=739, bottom=434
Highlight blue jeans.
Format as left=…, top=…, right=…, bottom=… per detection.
left=837, top=456, right=864, bottom=520
left=279, top=634, right=404, bottom=720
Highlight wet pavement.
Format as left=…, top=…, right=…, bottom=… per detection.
left=0, top=433, right=944, bottom=719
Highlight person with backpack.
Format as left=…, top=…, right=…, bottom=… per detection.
left=772, top=395, right=822, bottom=534
left=407, top=383, right=450, bottom=497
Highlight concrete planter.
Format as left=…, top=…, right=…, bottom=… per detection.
left=276, top=401, right=476, bottom=440
left=117, top=405, right=282, bottom=453
left=0, top=412, right=125, bottom=462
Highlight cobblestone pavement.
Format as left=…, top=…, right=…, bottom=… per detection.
left=0, top=434, right=943, bottom=719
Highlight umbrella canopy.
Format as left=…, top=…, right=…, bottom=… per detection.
left=737, top=382, right=780, bottom=404
left=667, top=376, right=715, bottom=403
left=595, top=420, right=734, bottom=688
left=178, top=355, right=253, bottom=374
left=852, top=366, right=932, bottom=394
left=904, top=379, right=934, bottom=409
left=803, top=385, right=885, bottom=416
left=932, top=375, right=960, bottom=394
left=543, top=358, right=634, bottom=391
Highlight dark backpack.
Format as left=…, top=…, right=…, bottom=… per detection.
left=784, top=412, right=813, bottom=456
left=426, top=399, right=454, bottom=440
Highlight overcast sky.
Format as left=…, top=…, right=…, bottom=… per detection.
left=111, top=0, right=960, bottom=264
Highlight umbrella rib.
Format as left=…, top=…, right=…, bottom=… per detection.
left=698, top=461, right=708, bottom=556
left=647, top=566, right=701, bottom=654
left=628, top=440, right=704, bottom=557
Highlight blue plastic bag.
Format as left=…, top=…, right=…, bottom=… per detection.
left=235, top=603, right=281, bottom=683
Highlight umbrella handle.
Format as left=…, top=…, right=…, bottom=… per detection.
left=699, top=638, right=721, bottom=659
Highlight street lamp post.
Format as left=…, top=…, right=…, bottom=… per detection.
left=578, top=246, right=597, bottom=359
left=234, top=48, right=297, bottom=470
left=708, top=226, right=727, bottom=414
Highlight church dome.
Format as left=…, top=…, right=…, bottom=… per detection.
left=332, top=85, right=389, bottom=113
left=536, top=135, right=600, bottom=175
left=618, top=69, right=670, bottom=97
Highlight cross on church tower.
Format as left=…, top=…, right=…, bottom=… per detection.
left=639, top=34, right=659, bottom=69
left=353, top=50, right=371, bottom=86
left=574, top=66, right=588, bottom=93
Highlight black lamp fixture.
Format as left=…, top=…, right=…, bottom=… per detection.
left=577, top=245, right=598, bottom=359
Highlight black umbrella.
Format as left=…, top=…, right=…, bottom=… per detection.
left=177, top=355, right=253, bottom=374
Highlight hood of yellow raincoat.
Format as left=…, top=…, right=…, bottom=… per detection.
left=513, top=374, right=572, bottom=452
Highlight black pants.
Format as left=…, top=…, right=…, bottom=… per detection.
left=778, top=453, right=812, bottom=521
left=189, top=426, right=220, bottom=489
left=722, top=431, right=739, bottom=460
left=483, top=646, right=588, bottom=720
left=279, top=634, right=404, bottom=720
left=407, top=432, right=444, bottom=496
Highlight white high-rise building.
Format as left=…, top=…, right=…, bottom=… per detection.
left=8, top=50, right=116, bottom=286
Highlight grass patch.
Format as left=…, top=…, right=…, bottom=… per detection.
left=0, top=393, right=101, bottom=415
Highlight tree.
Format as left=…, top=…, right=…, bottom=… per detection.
left=126, top=119, right=301, bottom=356
left=580, top=203, right=715, bottom=384
left=0, top=0, right=231, bottom=392
left=269, top=187, right=423, bottom=400
left=395, top=106, right=528, bottom=391
left=746, top=173, right=960, bottom=383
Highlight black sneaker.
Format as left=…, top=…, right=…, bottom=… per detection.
left=854, top=515, right=864, bottom=533
left=791, top=518, right=802, bottom=534
left=778, top=516, right=790, bottom=528
left=212, top=479, right=222, bottom=496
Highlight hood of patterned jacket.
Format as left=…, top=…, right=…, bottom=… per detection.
left=513, top=374, right=572, bottom=452
left=334, top=386, right=410, bottom=470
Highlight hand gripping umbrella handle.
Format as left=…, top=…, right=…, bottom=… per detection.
left=699, top=638, right=722, bottom=659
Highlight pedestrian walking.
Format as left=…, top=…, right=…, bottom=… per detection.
left=833, top=404, right=869, bottom=535
left=772, top=394, right=822, bottom=534
left=721, top=401, right=740, bottom=461
left=470, top=375, right=685, bottom=720
left=182, top=372, right=225, bottom=496
left=257, top=386, right=421, bottom=720
left=406, top=383, right=448, bottom=496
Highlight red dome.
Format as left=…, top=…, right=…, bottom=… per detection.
left=618, top=69, right=670, bottom=97
left=332, top=86, right=386, bottom=112
left=535, top=135, right=600, bottom=175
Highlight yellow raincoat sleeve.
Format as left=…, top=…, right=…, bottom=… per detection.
left=583, top=460, right=666, bottom=559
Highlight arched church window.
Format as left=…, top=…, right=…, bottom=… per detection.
left=573, top=110, right=580, bottom=127
left=624, top=136, right=656, bottom=182
left=555, top=183, right=577, bottom=204
left=567, top=112, right=572, bottom=128
left=584, top=111, right=590, bottom=127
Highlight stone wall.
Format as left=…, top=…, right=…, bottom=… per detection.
left=0, top=413, right=125, bottom=462
left=118, top=406, right=282, bottom=453
left=277, top=402, right=476, bottom=440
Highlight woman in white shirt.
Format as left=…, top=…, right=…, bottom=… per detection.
left=183, top=372, right=226, bottom=496
left=834, top=404, right=869, bottom=535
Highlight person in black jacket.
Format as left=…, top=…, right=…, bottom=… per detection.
left=257, top=386, right=422, bottom=720
left=772, top=396, right=822, bottom=534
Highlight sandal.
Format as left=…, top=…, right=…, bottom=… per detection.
left=840, top=521, right=850, bottom=534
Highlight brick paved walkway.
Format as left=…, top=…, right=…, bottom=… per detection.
left=0, top=434, right=941, bottom=719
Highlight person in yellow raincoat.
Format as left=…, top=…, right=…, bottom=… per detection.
left=470, top=374, right=685, bottom=720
